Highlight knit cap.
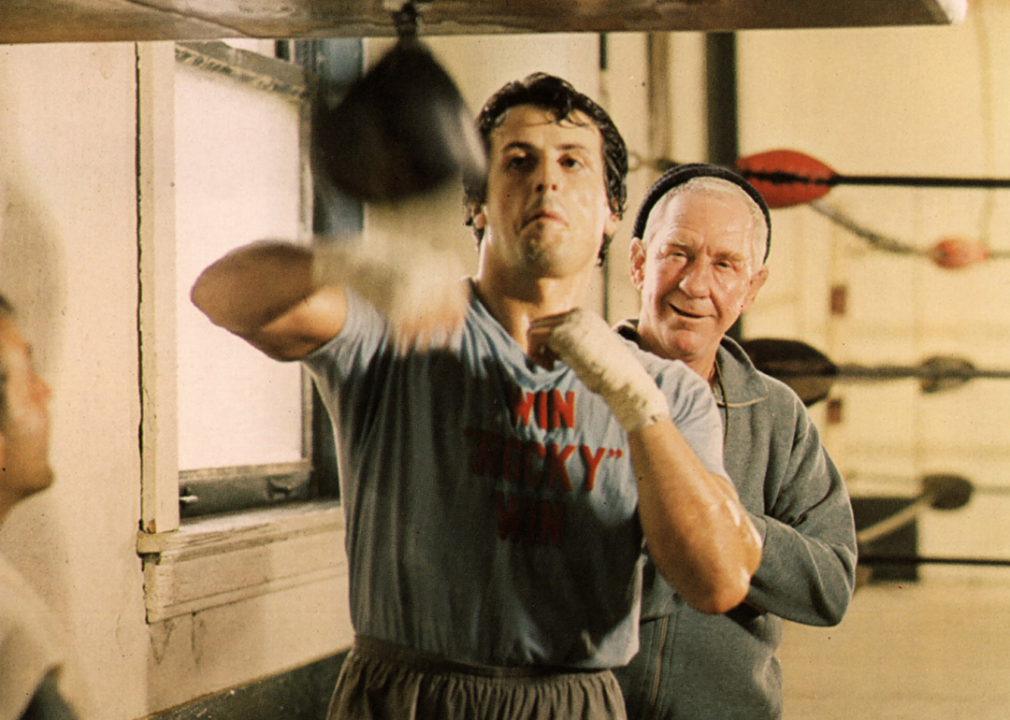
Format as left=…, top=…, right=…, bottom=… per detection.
left=632, top=163, right=771, bottom=263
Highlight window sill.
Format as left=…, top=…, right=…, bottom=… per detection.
left=137, top=500, right=346, bottom=622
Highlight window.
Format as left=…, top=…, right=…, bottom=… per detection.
left=137, top=39, right=361, bottom=622
left=174, top=41, right=313, bottom=517
left=169, top=40, right=362, bottom=518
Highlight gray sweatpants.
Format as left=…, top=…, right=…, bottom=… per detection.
left=327, top=636, right=628, bottom=720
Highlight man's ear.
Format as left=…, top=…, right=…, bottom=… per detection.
left=604, top=210, right=619, bottom=242
left=629, top=238, right=647, bottom=291
left=741, top=265, right=770, bottom=313
left=469, top=203, right=487, bottom=231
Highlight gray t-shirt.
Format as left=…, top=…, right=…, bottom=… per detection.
left=303, top=286, right=726, bottom=669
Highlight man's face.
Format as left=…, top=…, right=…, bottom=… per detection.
left=0, top=316, right=53, bottom=504
left=472, top=105, right=619, bottom=280
left=631, top=189, right=768, bottom=377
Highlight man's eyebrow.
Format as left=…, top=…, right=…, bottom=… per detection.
left=500, top=141, right=535, bottom=153
left=654, top=238, right=691, bottom=248
left=499, top=140, right=593, bottom=154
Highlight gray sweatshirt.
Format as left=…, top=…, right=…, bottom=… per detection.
left=613, top=325, right=858, bottom=720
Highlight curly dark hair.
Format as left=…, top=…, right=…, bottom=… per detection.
left=463, top=73, right=628, bottom=264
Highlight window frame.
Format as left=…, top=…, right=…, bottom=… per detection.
left=174, top=40, right=318, bottom=519
left=136, top=40, right=347, bottom=623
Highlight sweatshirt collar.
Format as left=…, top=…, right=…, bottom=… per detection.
left=614, top=319, right=769, bottom=409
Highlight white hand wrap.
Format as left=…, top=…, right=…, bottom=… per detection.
left=545, top=309, right=670, bottom=433
left=313, top=241, right=467, bottom=336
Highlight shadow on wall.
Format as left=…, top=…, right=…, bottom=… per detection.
left=0, top=155, right=66, bottom=376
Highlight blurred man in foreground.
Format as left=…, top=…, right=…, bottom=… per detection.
left=0, top=293, right=87, bottom=720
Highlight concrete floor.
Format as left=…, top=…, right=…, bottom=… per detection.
left=779, top=576, right=1010, bottom=719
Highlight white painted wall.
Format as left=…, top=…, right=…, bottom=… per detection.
left=0, top=42, right=148, bottom=719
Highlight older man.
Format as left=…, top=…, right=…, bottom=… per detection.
left=193, top=79, right=760, bottom=720
left=612, top=164, right=857, bottom=720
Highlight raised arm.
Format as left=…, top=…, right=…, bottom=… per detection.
left=191, top=240, right=347, bottom=361
left=530, top=309, right=762, bottom=615
left=192, top=238, right=470, bottom=360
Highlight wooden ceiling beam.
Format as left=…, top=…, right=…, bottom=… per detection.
left=0, top=0, right=968, bottom=45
